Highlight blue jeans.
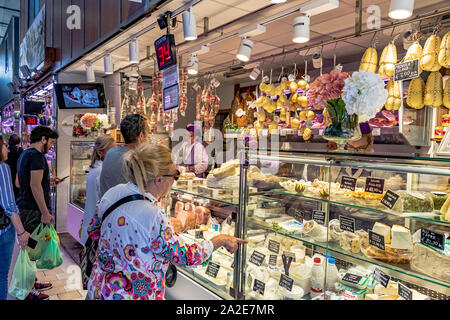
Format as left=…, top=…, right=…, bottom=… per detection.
left=0, top=227, right=15, bottom=300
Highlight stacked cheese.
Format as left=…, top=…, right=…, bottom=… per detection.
left=372, top=222, right=413, bottom=250
left=440, top=196, right=450, bottom=221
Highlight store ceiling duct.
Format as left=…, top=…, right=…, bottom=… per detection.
left=236, top=38, right=254, bottom=62
left=86, top=64, right=95, bottom=83
left=129, top=38, right=140, bottom=64
left=187, top=53, right=199, bottom=75
left=389, top=0, right=414, bottom=20
left=182, top=8, right=197, bottom=41
left=300, top=0, right=339, bottom=16
left=293, top=15, right=310, bottom=43
left=104, top=53, right=113, bottom=74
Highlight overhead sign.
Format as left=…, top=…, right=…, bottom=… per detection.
left=154, top=34, right=177, bottom=71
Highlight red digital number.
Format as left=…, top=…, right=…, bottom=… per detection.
left=164, top=42, right=171, bottom=63
left=158, top=45, right=165, bottom=65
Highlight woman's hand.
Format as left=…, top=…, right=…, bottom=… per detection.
left=211, top=235, right=248, bottom=254
left=18, top=231, right=30, bottom=249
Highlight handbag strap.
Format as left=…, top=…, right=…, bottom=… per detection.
left=101, top=194, right=150, bottom=224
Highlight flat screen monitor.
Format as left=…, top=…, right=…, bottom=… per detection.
left=55, top=83, right=106, bottom=109
left=24, top=101, right=45, bottom=115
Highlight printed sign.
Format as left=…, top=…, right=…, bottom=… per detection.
left=205, top=262, right=221, bottom=278
left=369, top=230, right=386, bottom=250
left=268, top=240, right=281, bottom=254
left=365, top=178, right=385, bottom=194
left=340, top=176, right=357, bottom=191
left=398, top=283, right=412, bottom=300
left=249, top=251, right=266, bottom=267
left=342, top=273, right=362, bottom=285
left=394, top=59, right=420, bottom=82
left=373, top=268, right=390, bottom=288
left=269, top=255, right=278, bottom=267
left=339, top=216, right=355, bottom=233
left=279, top=274, right=294, bottom=292
left=381, top=190, right=400, bottom=210
left=420, top=228, right=445, bottom=251
left=292, top=210, right=304, bottom=223
left=312, top=210, right=326, bottom=225
left=253, top=279, right=266, bottom=295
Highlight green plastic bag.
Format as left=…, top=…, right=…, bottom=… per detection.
left=26, top=223, right=50, bottom=261
left=8, top=249, right=36, bottom=300
left=37, top=227, right=63, bottom=270
left=50, top=225, right=60, bottom=246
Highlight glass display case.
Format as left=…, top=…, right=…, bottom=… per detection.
left=70, top=142, right=95, bottom=210
left=167, top=150, right=450, bottom=300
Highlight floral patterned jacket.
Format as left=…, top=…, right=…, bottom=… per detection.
left=87, top=183, right=213, bottom=300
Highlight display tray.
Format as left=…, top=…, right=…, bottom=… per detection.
left=248, top=216, right=450, bottom=292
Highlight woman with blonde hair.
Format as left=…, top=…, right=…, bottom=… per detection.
left=86, top=143, right=245, bottom=300
left=80, top=135, right=116, bottom=244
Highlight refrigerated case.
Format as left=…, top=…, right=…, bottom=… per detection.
left=165, top=150, right=450, bottom=300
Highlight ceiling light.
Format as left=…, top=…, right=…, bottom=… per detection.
left=182, top=8, right=197, bottom=41
left=86, top=63, right=95, bottom=83
left=249, top=67, right=261, bottom=80
left=104, top=53, right=113, bottom=74
left=187, top=53, right=199, bottom=75
left=300, top=0, right=339, bottom=16
left=271, top=0, right=287, bottom=3
left=293, top=15, right=310, bottom=43
left=129, top=38, right=139, bottom=64
left=236, top=38, right=253, bottom=62
left=389, top=0, right=414, bottom=20
left=129, top=78, right=138, bottom=91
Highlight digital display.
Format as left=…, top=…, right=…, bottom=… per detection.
left=55, top=84, right=106, bottom=109
left=24, top=115, right=38, bottom=125
left=154, top=34, right=177, bottom=70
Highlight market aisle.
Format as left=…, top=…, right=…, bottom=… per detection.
left=8, top=244, right=87, bottom=300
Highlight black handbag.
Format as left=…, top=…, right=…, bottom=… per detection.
left=165, top=263, right=177, bottom=288
left=0, top=206, right=11, bottom=230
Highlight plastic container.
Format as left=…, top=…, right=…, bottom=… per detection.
left=325, top=258, right=339, bottom=290
left=311, top=257, right=325, bottom=298
left=280, top=284, right=304, bottom=300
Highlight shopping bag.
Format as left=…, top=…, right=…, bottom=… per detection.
left=8, top=249, right=37, bottom=300
left=50, top=225, right=60, bottom=246
left=37, top=228, right=63, bottom=270
left=26, top=223, right=50, bottom=261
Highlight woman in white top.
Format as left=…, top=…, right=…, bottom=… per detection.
left=80, top=136, right=116, bottom=244
left=86, top=144, right=245, bottom=300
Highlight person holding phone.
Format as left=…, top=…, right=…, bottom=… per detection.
left=16, top=126, right=59, bottom=300
left=0, top=136, right=30, bottom=300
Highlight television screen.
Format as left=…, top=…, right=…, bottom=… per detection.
left=55, top=83, right=106, bottom=109
left=24, top=101, right=45, bottom=115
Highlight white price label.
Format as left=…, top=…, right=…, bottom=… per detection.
left=372, top=128, right=381, bottom=136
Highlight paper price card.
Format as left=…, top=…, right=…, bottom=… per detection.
left=365, top=177, right=385, bottom=194
left=420, top=228, right=445, bottom=251
left=398, top=283, right=412, bottom=300
left=339, top=216, right=355, bottom=233
left=269, top=255, right=278, bottom=267
left=205, top=262, right=221, bottom=278
left=381, top=190, right=400, bottom=209
left=279, top=274, right=294, bottom=292
left=312, top=210, right=325, bottom=225
left=373, top=268, right=390, bottom=288
left=268, top=240, right=281, bottom=254
left=340, top=176, right=357, bottom=191
left=249, top=251, right=266, bottom=266
left=253, top=279, right=266, bottom=295
left=369, top=230, right=386, bottom=250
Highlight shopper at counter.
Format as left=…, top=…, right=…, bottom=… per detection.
left=98, top=114, right=149, bottom=198
left=6, top=134, right=23, bottom=199
left=86, top=144, right=245, bottom=300
left=176, top=124, right=209, bottom=178
left=80, top=136, right=116, bottom=245
left=16, top=126, right=59, bottom=300
left=0, top=136, right=30, bottom=300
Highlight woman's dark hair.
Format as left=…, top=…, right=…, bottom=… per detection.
left=8, top=134, right=20, bottom=147
left=30, top=126, right=59, bottom=144
left=120, top=114, right=147, bottom=144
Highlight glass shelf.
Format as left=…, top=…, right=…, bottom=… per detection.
left=171, top=187, right=240, bottom=206
left=178, top=269, right=234, bottom=300
left=265, top=189, right=450, bottom=227
left=248, top=216, right=450, bottom=291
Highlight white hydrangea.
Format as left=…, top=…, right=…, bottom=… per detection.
left=97, top=114, right=109, bottom=128
left=342, top=70, right=388, bottom=118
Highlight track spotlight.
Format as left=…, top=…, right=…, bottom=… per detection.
left=293, top=15, right=310, bottom=43
left=86, top=63, right=95, bottom=83
left=236, top=38, right=253, bottom=62
left=129, top=38, right=139, bottom=64
left=187, top=53, right=199, bottom=75
left=182, top=8, right=197, bottom=41
left=249, top=67, right=261, bottom=80
left=389, top=0, right=414, bottom=20
left=104, top=53, right=113, bottom=74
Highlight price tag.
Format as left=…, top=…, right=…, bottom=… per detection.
left=365, top=178, right=385, bottom=194
left=279, top=274, right=294, bottom=292
left=269, top=255, right=278, bottom=267
left=342, top=273, right=362, bottom=285
left=249, top=251, right=266, bottom=266
left=339, top=216, right=355, bottom=233
left=372, top=127, right=381, bottom=136
left=318, top=129, right=323, bottom=136
left=394, top=59, right=420, bottom=82
left=195, top=231, right=204, bottom=239
left=420, top=228, right=445, bottom=251
left=381, top=190, right=400, bottom=210
left=253, top=279, right=266, bottom=295
left=205, top=262, right=221, bottom=278
left=268, top=240, right=281, bottom=254
left=280, top=129, right=287, bottom=136
left=312, top=210, right=326, bottom=225
left=373, top=268, right=390, bottom=288
left=340, top=176, right=357, bottom=191
left=398, top=283, right=413, bottom=300
left=369, top=230, right=386, bottom=250
left=292, top=210, right=304, bottom=223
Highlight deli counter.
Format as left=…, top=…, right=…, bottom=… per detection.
left=165, top=150, right=450, bottom=301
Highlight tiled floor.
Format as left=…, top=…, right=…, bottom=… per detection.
left=8, top=244, right=87, bottom=300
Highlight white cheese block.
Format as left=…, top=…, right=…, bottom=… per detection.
left=374, top=282, right=398, bottom=297
left=372, top=222, right=391, bottom=244
left=411, top=243, right=450, bottom=283
left=390, top=225, right=413, bottom=250
left=365, top=293, right=396, bottom=300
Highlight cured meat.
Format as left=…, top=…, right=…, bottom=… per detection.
left=194, top=206, right=211, bottom=225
